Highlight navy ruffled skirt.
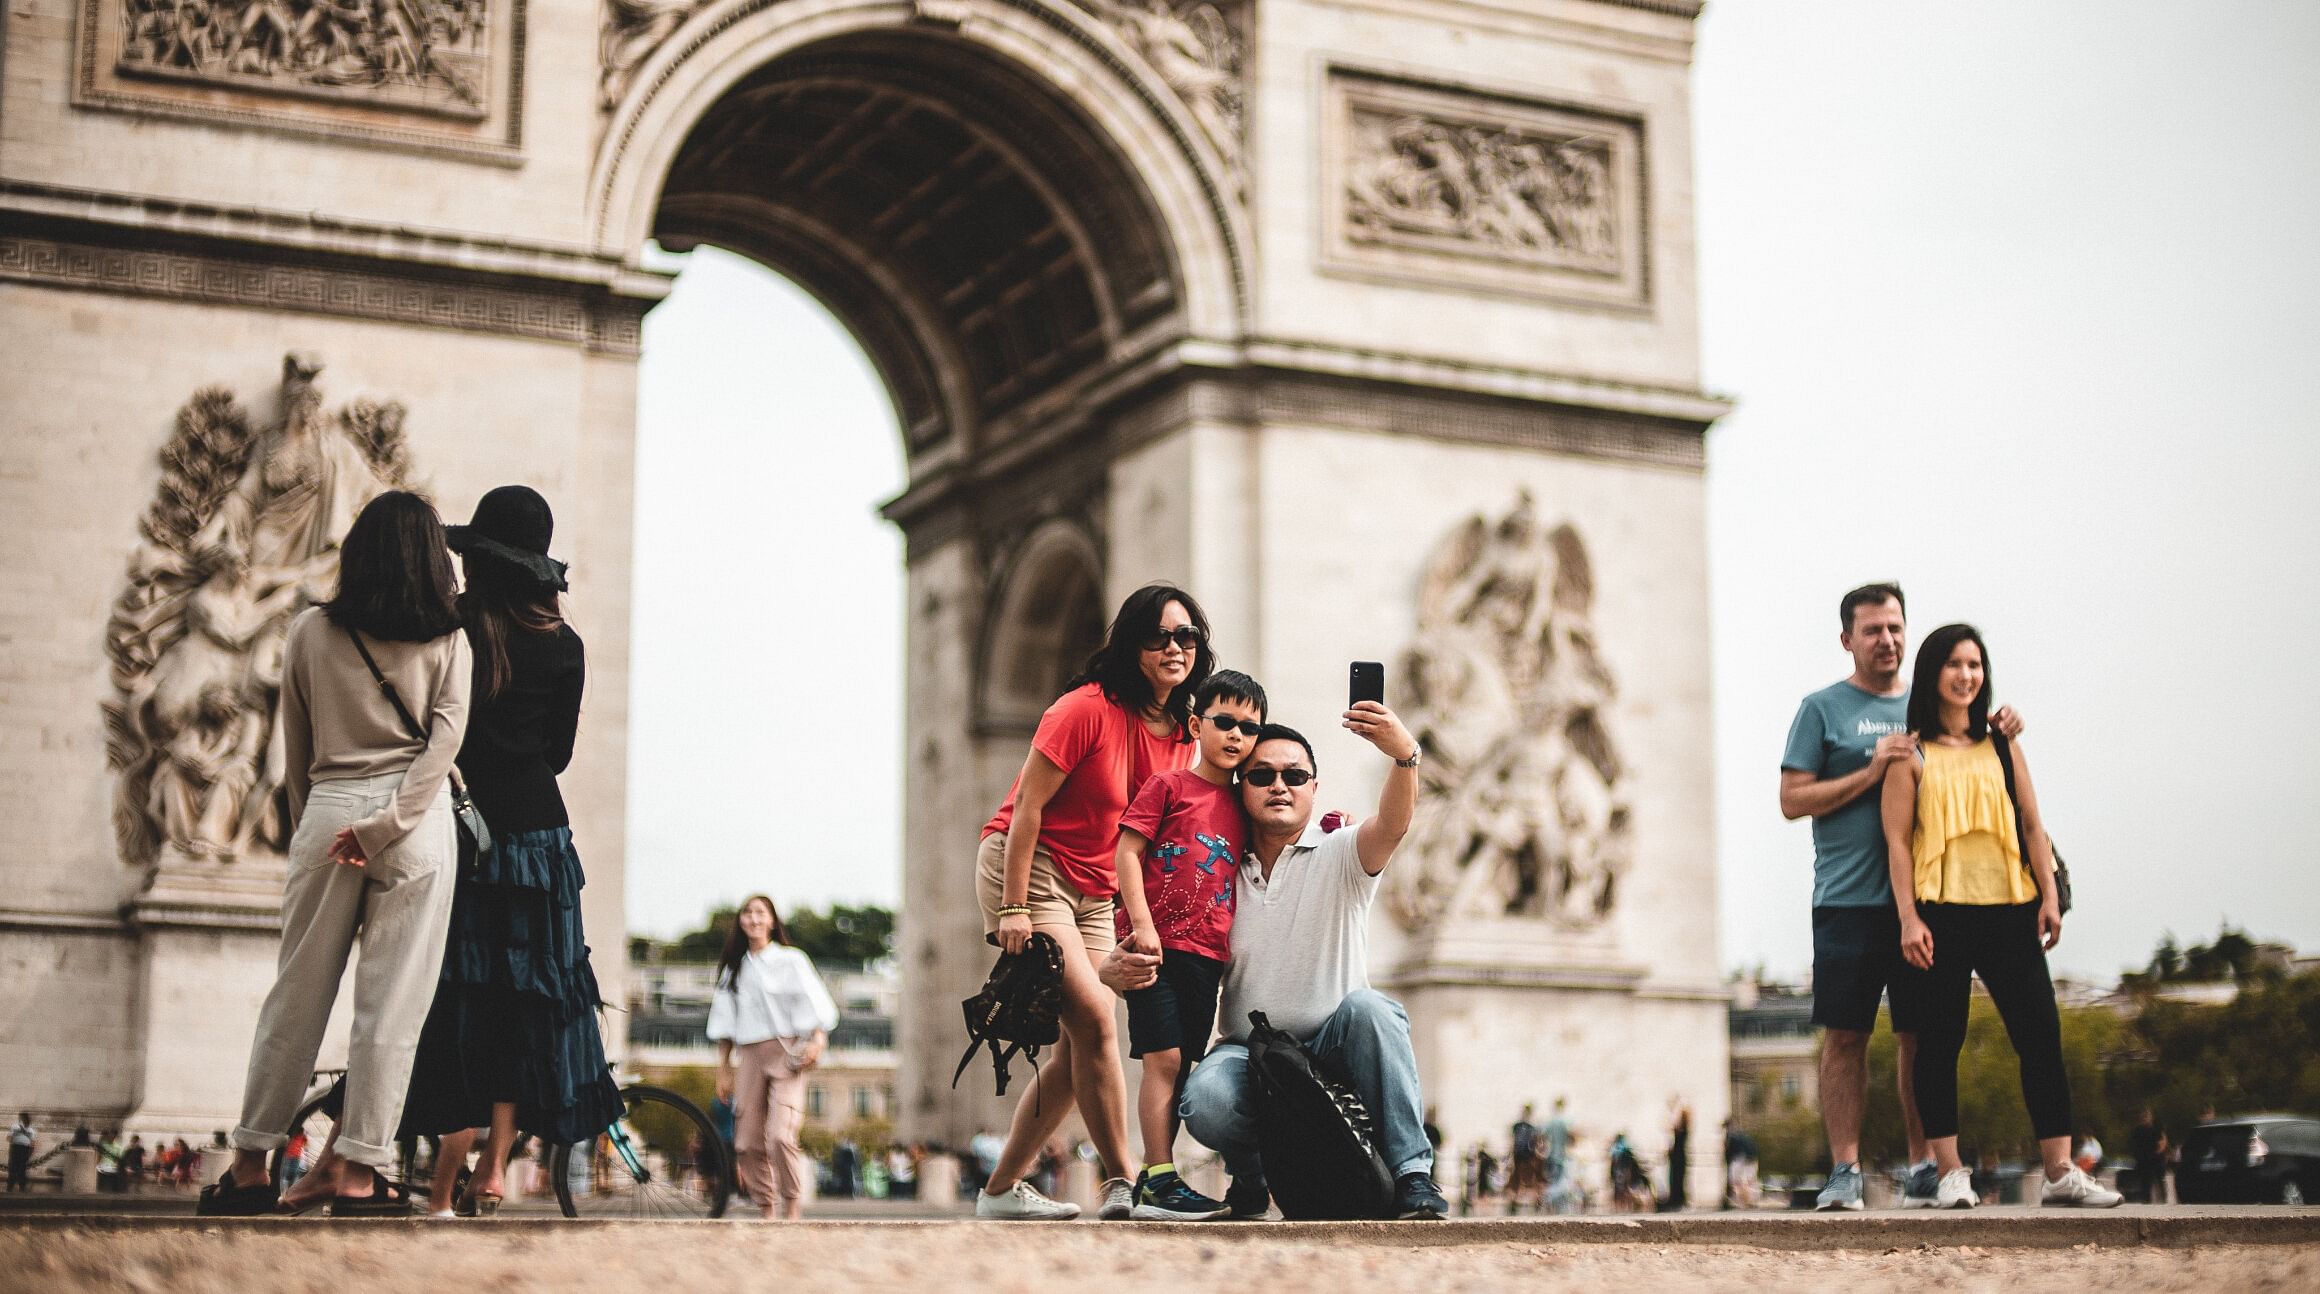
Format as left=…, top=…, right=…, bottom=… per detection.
left=399, top=827, right=625, bottom=1145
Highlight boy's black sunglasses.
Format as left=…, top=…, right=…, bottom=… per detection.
left=1201, top=713, right=1263, bottom=734
left=1240, top=767, right=1313, bottom=788
left=1141, top=626, right=1207, bottom=652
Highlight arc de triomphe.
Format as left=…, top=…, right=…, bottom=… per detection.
left=1, top=0, right=1730, bottom=1165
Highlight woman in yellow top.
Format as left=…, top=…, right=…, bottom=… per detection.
left=1881, top=624, right=2118, bottom=1209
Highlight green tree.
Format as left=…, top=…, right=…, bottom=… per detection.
left=1860, top=1001, right=2126, bottom=1163
left=784, top=904, right=894, bottom=966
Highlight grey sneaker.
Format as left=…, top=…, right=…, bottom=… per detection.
left=1900, top=1160, right=1942, bottom=1209
left=975, top=1179, right=1081, bottom=1220
left=2040, top=1165, right=2123, bottom=1208
left=1097, top=1175, right=1135, bottom=1220
left=1815, top=1162, right=1865, bottom=1211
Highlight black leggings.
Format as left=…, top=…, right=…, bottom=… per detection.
left=1911, top=901, right=2073, bottom=1142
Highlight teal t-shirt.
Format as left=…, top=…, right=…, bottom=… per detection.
left=1782, top=680, right=1908, bottom=908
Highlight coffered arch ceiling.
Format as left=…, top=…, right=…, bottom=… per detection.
left=651, top=31, right=1186, bottom=458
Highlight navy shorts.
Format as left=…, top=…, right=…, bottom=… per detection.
left=1124, top=948, right=1226, bottom=1060
left=1811, top=905, right=1927, bottom=1034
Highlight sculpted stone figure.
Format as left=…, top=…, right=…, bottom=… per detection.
left=1385, top=494, right=1634, bottom=931
left=599, top=0, right=706, bottom=111
left=1096, top=0, right=1245, bottom=165
left=1346, top=109, right=1620, bottom=270
left=105, top=355, right=412, bottom=877
left=115, top=0, right=490, bottom=111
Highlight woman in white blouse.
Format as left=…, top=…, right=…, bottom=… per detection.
left=709, top=895, right=839, bottom=1219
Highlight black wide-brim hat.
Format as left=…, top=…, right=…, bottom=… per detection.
left=447, top=484, right=569, bottom=590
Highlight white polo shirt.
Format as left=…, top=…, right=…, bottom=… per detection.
left=1215, top=820, right=1379, bottom=1042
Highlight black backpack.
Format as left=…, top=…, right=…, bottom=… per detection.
left=1990, top=731, right=2074, bottom=914
left=953, top=932, right=1064, bottom=1106
left=1245, top=1010, right=1397, bottom=1220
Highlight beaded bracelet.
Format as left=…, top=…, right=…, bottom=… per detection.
left=995, top=904, right=1033, bottom=918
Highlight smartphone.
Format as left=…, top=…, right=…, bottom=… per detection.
left=1349, top=661, right=1384, bottom=708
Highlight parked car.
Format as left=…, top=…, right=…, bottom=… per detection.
left=2175, top=1116, right=2319, bottom=1205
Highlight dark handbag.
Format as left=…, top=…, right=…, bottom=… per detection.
left=344, top=627, right=491, bottom=868
left=1990, top=730, right=2071, bottom=915
left=1245, top=1010, right=1397, bottom=1220
left=953, top=931, right=1063, bottom=1106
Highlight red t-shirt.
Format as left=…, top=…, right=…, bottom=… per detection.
left=983, top=683, right=1193, bottom=898
left=1112, top=767, right=1244, bottom=962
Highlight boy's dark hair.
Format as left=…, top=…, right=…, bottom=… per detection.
left=1840, top=582, right=1906, bottom=633
left=1906, top=623, right=1991, bottom=741
left=1250, top=724, right=1316, bottom=776
left=322, top=491, right=462, bottom=643
left=1066, top=582, right=1213, bottom=739
left=1194, top=669, right=1268, bottom=721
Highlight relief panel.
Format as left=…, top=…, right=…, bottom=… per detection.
left=1323, top=68, right=1649, bottom=309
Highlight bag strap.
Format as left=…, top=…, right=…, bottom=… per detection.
left=345, top=626, right=469, bottom=800
left=1989, top=730, right=2035, bottom=885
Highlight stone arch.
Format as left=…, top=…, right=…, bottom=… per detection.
left=590, top=0, right=1251, bottom=420
left=977, top=519, right=1107, bottom=732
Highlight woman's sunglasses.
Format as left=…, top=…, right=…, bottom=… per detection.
left=1200, top=713, right=1263, bottom=735
left=1240, top=767, right=1313, bottom=788
left=1141, top=626, right=1207, bottom=652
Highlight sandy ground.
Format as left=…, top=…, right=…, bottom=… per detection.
left=3, top=1221, right=2316, bottom=1294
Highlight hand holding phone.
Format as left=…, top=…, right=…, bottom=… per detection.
left=1349, top=661, right=1384, bottom=708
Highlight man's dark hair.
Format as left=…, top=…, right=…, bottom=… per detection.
left=1066, top=581, right=1213, bottom=738
left=1249, top=723, right=1316, bottom=775
left=1905, top=622, right=1990, bottom=741
left=322, top=490, right=462, bottom=643
left=1194, top=669, right=1267, bottom=721
left=1840, top=581, right=1906, bottom=633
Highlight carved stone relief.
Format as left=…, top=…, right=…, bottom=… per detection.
left=76, top=0, right=525, bottom=160
left=115, top=0, right=492, bottom=116
left=104, top=355, right=414, bottom=883
left=1384, top=493, right=1635, bottom=932
left=1325, top=70, right=1648, bottom=308
left=599, top=0, right=707, bottom=111
left=1090, top=0, right=1246, bottom=170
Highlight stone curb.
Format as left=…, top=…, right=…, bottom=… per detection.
left=3, top=1209, right=2313, bottom=1249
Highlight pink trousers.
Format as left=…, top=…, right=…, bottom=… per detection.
left=733, top=1039, right=813, bottom=1213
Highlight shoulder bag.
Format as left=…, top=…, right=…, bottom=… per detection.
left=1989, top=730, right=2072, bottom=914
left=345, top=626, right=491, bottom=872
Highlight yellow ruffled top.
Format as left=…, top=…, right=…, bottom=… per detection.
left=1911, top=738, right=2038, bottom=906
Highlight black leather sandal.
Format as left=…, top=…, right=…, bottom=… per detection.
left=328, top=1172, right=416, bottom=1218
left=196, top=1169, right=280, bottom=1217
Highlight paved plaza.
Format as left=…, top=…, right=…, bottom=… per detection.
left=3, top=1208, right=2313, bottom=1293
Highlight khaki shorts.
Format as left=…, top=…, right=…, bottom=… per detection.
left=977, top=831, right=1116, bottom=954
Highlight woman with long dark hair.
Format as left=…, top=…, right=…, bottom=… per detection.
left=199, top=491, right=470, bottom=1217
left=393, top=485, right=625, bottom=1216
left=708, top=894, right=838, bottom=1220
left=1880, top=624, right=2118, bottom=1209
left=972, top=583, right=1211, bottom=1221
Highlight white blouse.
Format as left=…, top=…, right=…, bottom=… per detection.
left=706, top=945, right=840, bottom=1046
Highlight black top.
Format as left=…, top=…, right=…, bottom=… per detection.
left=455, top=624, right=584, bottom=833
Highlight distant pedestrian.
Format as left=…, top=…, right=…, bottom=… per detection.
left=2128, top=1107, right=2168, bottom=1204
left=1881, top=623, right=2118, bottom=1209
left=200, top=491, right=473, bottom=1218
left=121, top=1136, right=147, bottom=1189
left=1509, top=1104, right=1542, bottom=1208
left=1608, top=1133, right=1647, bottom=1213
left=1661, top=1106, right=1691, bottom=1212
left=2075, top=1133, right=2104, bottom=1176
left=1722, top=1120, right=1759, bottom=1209
left=7, top=1113, right=31, bottom=1191
left=710, top=894, right=838, bottom=1220
left=1542, top=1098, right=1572, bottom=1188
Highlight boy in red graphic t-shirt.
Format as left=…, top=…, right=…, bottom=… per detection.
left=1113, top=669, right=1266, bottom=1220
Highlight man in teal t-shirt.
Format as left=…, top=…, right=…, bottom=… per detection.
left=1779, top=583, right=1928, bottom=1210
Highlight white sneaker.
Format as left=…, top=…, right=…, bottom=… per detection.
left=2040, top=1165, right=2124, bottom=1208
left=975, top=1179, right=1082, bottom=1220
left=1936, top=1167, right=1976, bottom=1209
left=1097, top=1175, right=1134, bottom=1220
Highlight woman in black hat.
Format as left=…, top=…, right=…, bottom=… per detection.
left=397, top=485, right=624, bottom=1216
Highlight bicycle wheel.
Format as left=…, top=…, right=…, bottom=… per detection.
left=550, top=1085, right=731, bottom=1219
left=269, top=1081, right=342, bottom=1190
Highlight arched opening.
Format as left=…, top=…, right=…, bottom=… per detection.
left=978, top=519, right=1106, bottom=733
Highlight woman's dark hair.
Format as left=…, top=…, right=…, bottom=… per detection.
left=461, top=555, right=564, bottom=701
left=1906, top=623, right=1991, bottom=741
left=322, top=491, right=462, bottom=642
left=716, top=894, right=790, bottom=990
left=1065, top=582, right=1213, bottom=736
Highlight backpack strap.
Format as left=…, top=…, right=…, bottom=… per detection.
left=1989, top=730, right=2035, bottom=887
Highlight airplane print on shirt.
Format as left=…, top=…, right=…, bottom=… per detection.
left=1194, top=832, right=1234, bottom=875
left=1150, top=840, right=1188, bottom=874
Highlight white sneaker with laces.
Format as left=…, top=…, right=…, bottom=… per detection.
left=975, top=1180, right=1082, bottom=1220
left=2040, top=1165, right=2124, bottom=1208
left=1936, top=1167, right=1977, bottom=1209
left=1098, top=1175, right=1135, bottom=1220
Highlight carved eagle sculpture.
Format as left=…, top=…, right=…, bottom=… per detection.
left=102, top=355, right=412, bottom=878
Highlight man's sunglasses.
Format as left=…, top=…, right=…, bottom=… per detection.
left=1141, top=626, right=1207, bottom=652
left=1201, top=713, right=1263, bottom=735
left=1240, top=767, right=1313, bottom=788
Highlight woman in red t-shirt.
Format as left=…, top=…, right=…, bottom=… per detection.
left=973, top=582, right=1210, bottom=1221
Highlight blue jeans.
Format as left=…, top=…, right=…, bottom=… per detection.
left=1179, top=988, right=1433, bottom=1183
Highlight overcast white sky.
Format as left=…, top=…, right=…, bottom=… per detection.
left=626, top=2, right=2320, bottom=981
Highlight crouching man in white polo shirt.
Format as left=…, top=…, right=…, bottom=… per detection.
left=1103, top=701, right=1446, bottom=1220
